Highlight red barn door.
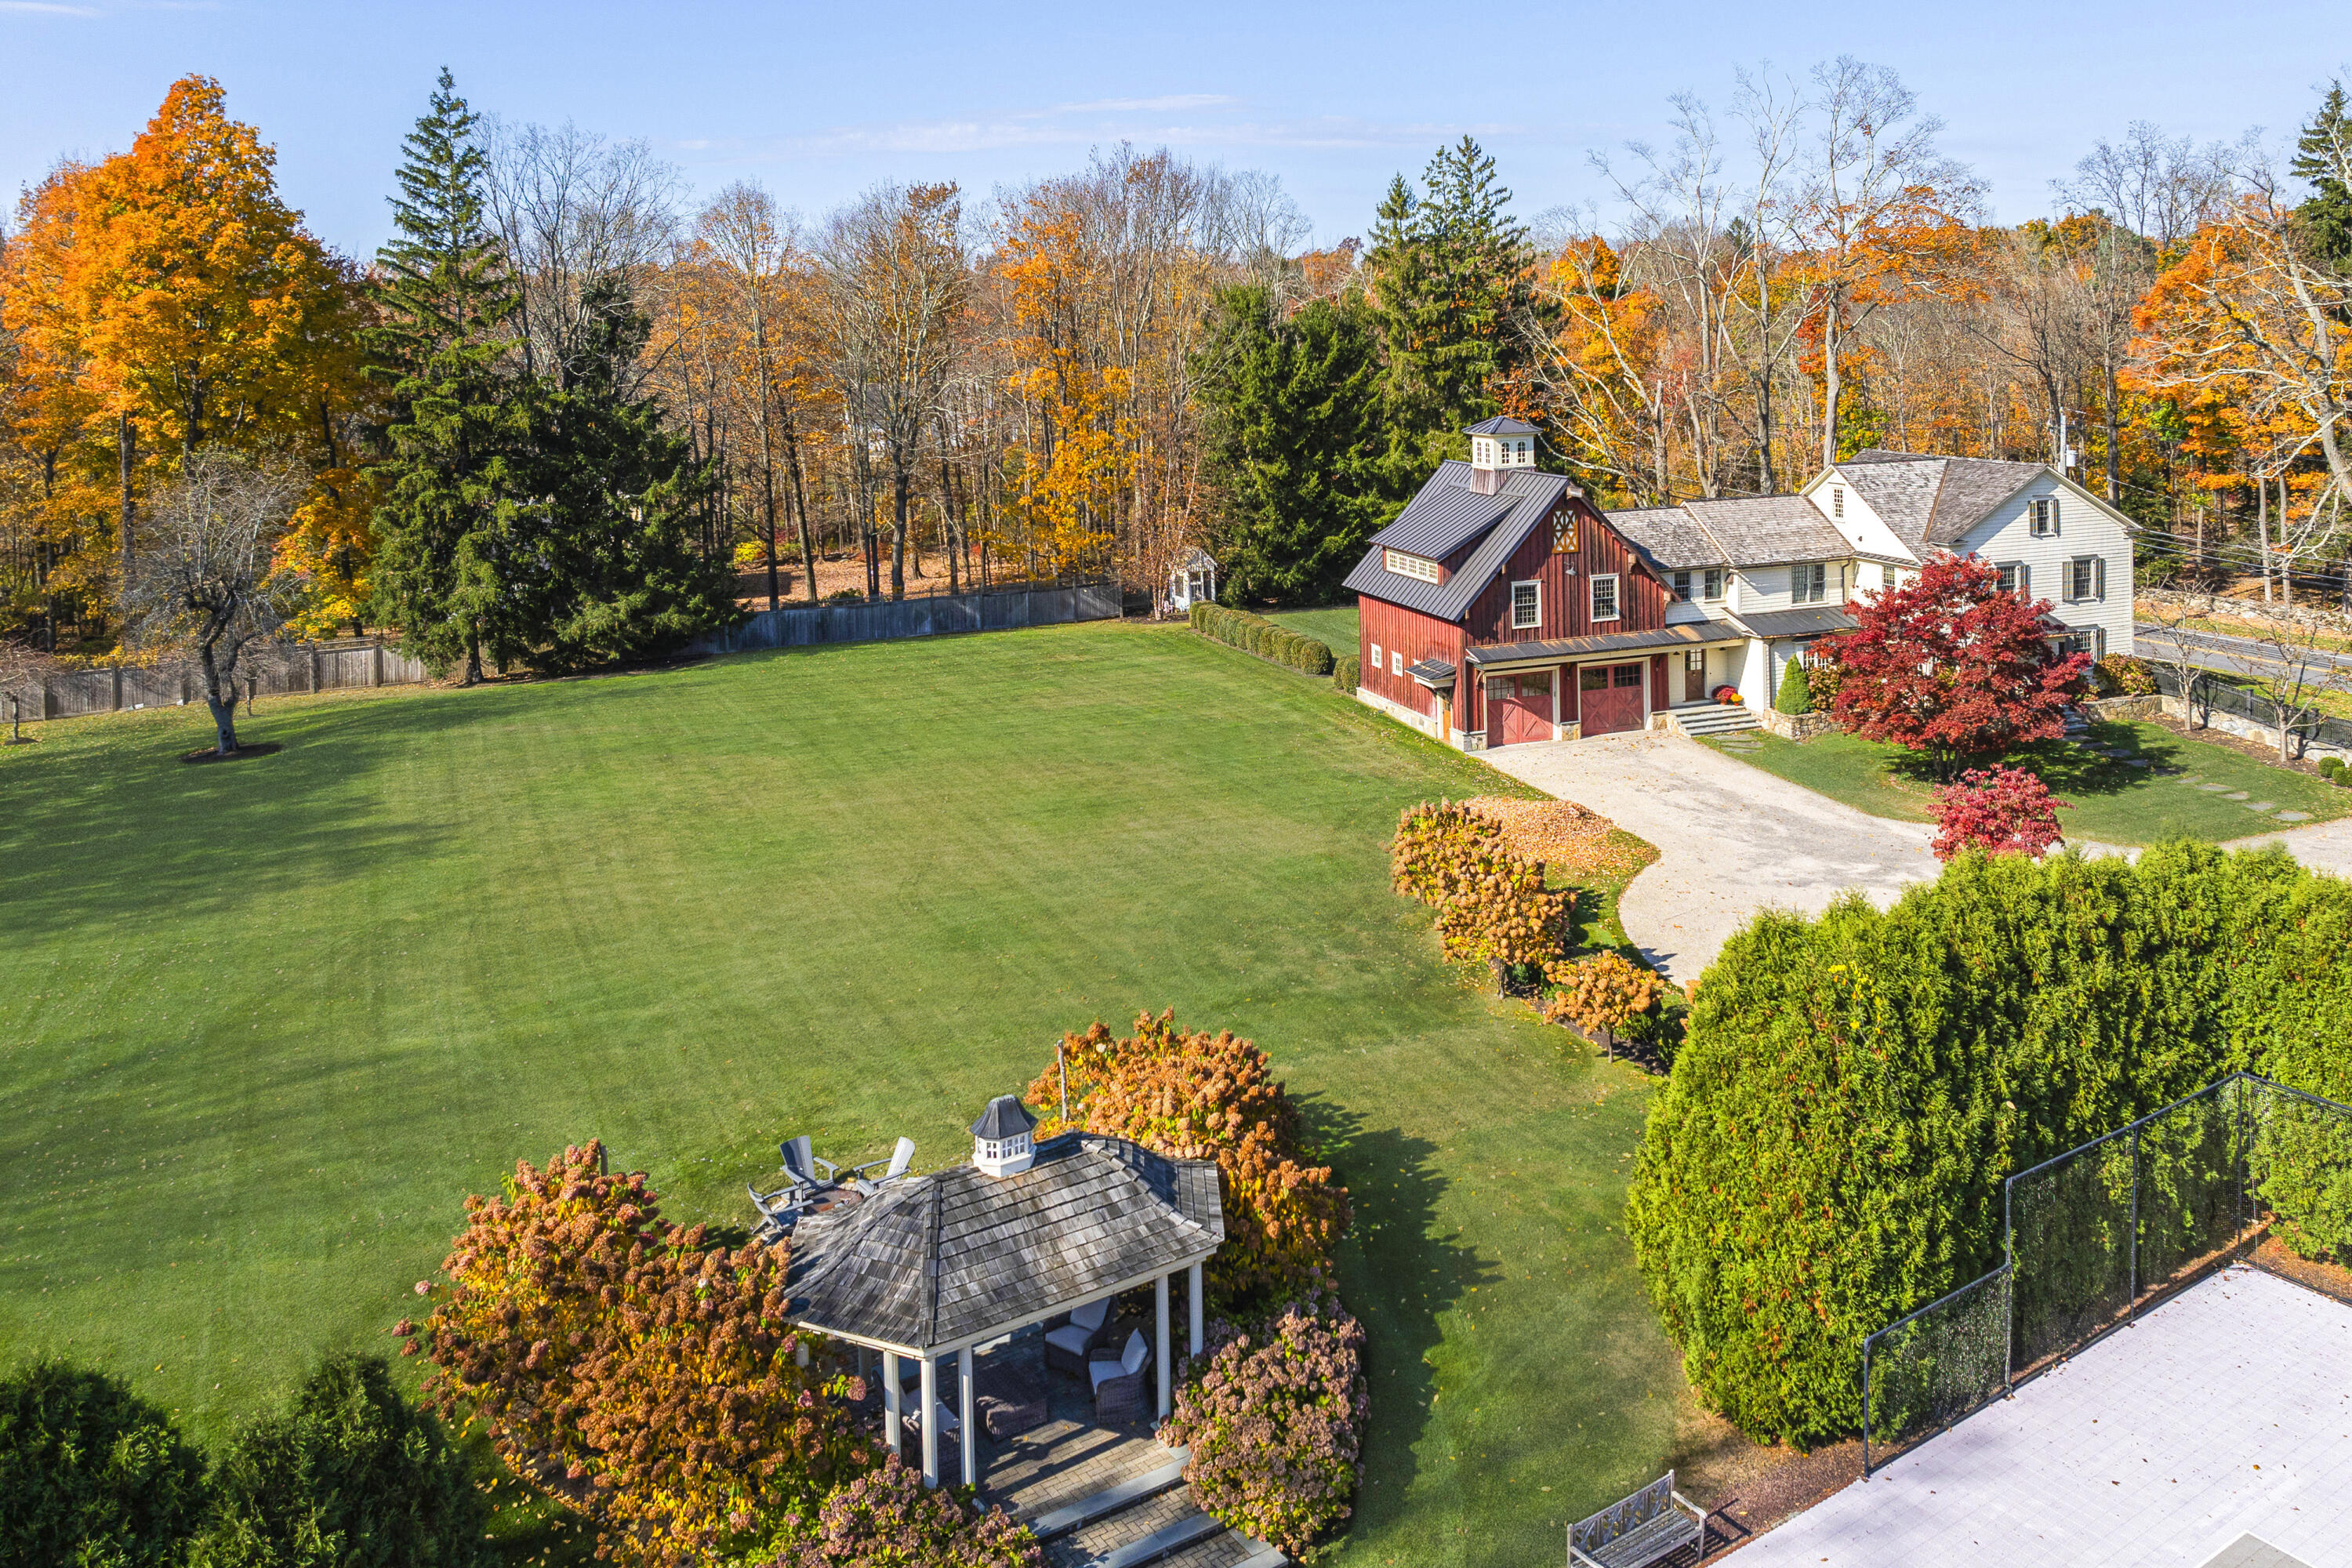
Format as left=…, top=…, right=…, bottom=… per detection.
left=1577, top=662, right=1648, bottom=735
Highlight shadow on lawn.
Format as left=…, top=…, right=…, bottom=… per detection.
left=1879, top=722, right=2186, bottom=801
left=1297, top=1093, right=1493, bottom=1541
left=0, top=696, right=476, bottom=946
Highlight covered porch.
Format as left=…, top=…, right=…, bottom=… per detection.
left=1463, top=624, right=1748, bottom=746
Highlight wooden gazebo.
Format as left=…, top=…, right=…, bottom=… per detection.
left=783, top=1095, right=1225, bottom=1487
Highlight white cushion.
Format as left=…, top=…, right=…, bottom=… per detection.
left=1088, top=1356, right=1126, bottom=1392
left=1044, top=1323, right=1092, bottom=1357
left=1120, top=1328, right=1147, bottom=1375
left=931, top=1399, right=958, bottom=1435
left=1071, top=1298, right=1109, bottom=1331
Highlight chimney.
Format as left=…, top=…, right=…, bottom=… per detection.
left=970, top=1094, right=1037, bottom=1178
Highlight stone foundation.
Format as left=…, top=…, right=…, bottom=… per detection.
left=2083, top=694, right=2162, bottom=722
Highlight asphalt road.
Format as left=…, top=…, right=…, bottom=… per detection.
left=2135, top=623, right=2352, bottom=684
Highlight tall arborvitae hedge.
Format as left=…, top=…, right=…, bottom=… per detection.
left=1624, top=841, right=2341, bottom=1446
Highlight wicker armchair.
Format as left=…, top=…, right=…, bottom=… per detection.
left=1044, top=1297, right=1115, bottom=1377
left=1088, top=1328, right=1152, bottom=1425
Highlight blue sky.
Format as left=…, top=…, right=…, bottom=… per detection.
left=2, top=0, right=2340, bottom=259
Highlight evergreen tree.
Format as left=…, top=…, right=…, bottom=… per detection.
left=1196, top=282, right=1396, bottom=604
left=2290, top=81, right=2352, bottom=272
left=513, top=275, right=739, bottom=672
left=1363, top=137, right=1543, bottom=474
left=366, top=69, right=528, bottom=684
left=192, top=1355, right=488, bottom=1568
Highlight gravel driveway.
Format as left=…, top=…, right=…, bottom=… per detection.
left=1479, top=731, right=1940, bottom=982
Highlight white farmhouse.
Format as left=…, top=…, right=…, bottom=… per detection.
left=1608, top=450, right=2136, bottom=728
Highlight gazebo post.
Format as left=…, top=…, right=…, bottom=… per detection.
left=958, top=1346, right=977, bottom=1487
left=1188, top=1260, right=1204, bottom=1356
left=919, top=1355, right=939, bottom=1486
left=1155, top=1274, right=1171, bottom=1419
left=882, top=1350, right=902, bottom=1459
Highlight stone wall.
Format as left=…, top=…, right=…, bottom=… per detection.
left=1759, top=707, right=1837, bottom=741
left=2083, top=695, right=2163, bottom=723
left=2136, top=589, right=2352, bottom=639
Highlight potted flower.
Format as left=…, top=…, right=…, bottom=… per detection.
left=1711, top=684, right=1743, bottom=705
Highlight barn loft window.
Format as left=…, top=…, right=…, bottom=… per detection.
left=1384, top=548, right=1441, bottom=583
left=1552, top=514, right=1577, bottom=554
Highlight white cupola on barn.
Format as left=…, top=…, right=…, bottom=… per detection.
left=969, top=1094, right=1037, bottom=1178
left=1464, top=416, right=1540, bottom=493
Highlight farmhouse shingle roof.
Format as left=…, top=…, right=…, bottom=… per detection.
left=1606, top=506, right=1719, bottom=572
left=1682, top=495, right=1853, bottom=568
left=784, top=1133, right=1223, bottom=1355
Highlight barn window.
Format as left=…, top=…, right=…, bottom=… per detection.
left=1590, top=574, right=1621, bottom=622
left=1552, top=514, right=1576, bottom=554
left=1511, top=581, right=1541, bottom=630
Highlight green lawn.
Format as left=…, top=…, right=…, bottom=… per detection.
left=1267, top=602, right=1361, bottom=653
left=1705, top=720, right=2352, bottom=844
left=0, top=622, right=1697, bottom=1568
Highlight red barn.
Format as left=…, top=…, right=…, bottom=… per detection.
left=1341, top=417, right=1726, bottom=750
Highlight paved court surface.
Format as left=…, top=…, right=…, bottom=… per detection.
left=1727, top=1267, right=2352, bottom=1567
left=1475, top=731, right=1940, bottom=982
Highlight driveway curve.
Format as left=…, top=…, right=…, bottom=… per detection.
left=1479, top=730, right=1940, bottom=983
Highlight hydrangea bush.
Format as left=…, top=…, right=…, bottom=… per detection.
left=1157, top=1291, right=1369, bottom=1556
left=759, top=1459, right=1041, bottom=1568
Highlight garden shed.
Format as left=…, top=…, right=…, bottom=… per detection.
left=1167, top=547, right=1218, bottom=612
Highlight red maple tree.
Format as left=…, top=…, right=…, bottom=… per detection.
left=1820, top=554, right=2089, bottom=777
left=1930, top=764, right=2072, bottom=861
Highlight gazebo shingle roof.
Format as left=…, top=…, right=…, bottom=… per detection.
left=784, top=1133, right=1223, bottom=1354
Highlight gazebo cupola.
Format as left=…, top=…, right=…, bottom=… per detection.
left=1465, top=415, right=1540, bottom=493
left=970, top=1094, right=1037, bottom=1178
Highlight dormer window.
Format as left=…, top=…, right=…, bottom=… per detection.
left=1384, top=548, right=1441, bottom=583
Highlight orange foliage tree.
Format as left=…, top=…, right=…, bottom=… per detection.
left=0, top=76, right=367, bottom=641
left=401, top=1141, right=876, bottom=1567
left=1028, top=1010, right=1349, bottom=1310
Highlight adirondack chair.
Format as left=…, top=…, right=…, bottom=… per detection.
left=848, top=1137, right=917, bottom=1190
left=779, top=1135, right=839, bottom=1191
left=746, top=1183, right=793, bottom=1242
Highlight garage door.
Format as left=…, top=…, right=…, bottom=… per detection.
left=1578, top=662, right=1646, bottom=735
left=1484, top=671, right=1555, bottom=747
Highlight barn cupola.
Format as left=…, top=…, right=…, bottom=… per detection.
left=970, top=1094, right=1038, bottom=1178
left=1465, top=416, right=1540, bottom=494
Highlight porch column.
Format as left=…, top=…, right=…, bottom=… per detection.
left=1188, top=1260, right=1205, bottom=1356
left=958, top=1346, right=977, bottom=1487
left=882, top=1350, right=902, bottom=1460
left=1156, top=1273, right=1172, bottom=1419
left=919, top=1355, right=939, bottom=1486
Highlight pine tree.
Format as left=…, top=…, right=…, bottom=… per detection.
left=2289, top=82, right=2352, bottom=272
left=365, top=70, right=526, bottom=683
left=1363, top=138, right=1542, bottom=475
left=513, top=275, right=739, bottom=672
left=1196, top=282, right=1396, bottom=604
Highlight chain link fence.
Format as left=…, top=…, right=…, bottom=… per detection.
left=1862, top=1073, right=2351, bottom=1475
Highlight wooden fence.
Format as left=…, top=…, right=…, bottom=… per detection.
left=691, top=579, right=1122, bottom=657
left=8, top=637, right=428, bottom=720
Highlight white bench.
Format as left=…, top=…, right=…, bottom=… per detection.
left=1569, top=1472, right=1705, bottom=1567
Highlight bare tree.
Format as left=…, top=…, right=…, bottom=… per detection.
left=122, top=451, right=307, bottom=756
left=2061, top=123, right=2234, bottom=249
left=1784, top=57, right=1983, bottom=467
left=695, top=182, right=807, bottom=610
left=485, top=120, right=683, bottom=391
left=2236, top=616, right=2350, bottom=761
left=819, top=183, right=968, bottom=601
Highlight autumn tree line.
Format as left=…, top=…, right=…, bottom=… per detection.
left=4, top=64, right=2350, bottom=676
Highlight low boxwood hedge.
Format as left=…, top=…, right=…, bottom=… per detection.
left=1189, top=604, right=1335, bottom=677
left=1333, top=655, right=1359, bottom=695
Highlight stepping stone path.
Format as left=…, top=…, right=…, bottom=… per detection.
left=2124, top=759, right=2152, bottom=768
left=2198, top=783, right=2232, bottom=793
left=2176, top=775, right=2203, bottom=784
left=2245, top=801, right=2278, bottom=812
left=2225, top=790, right=2252, bottom=800
left=2277, top=811, right=2314, bottom=822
